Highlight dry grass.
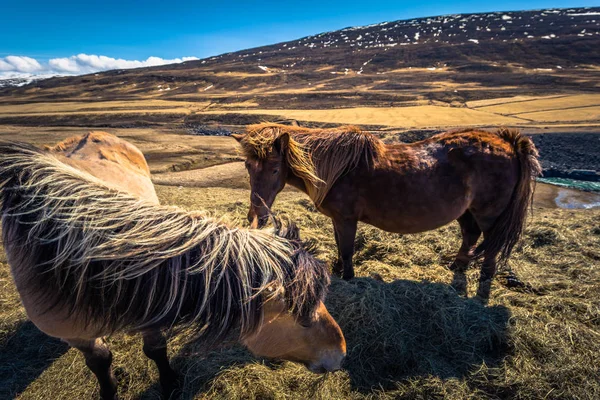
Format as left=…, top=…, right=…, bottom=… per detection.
left=0, top=100, right=207, bottom=115
left=205, top=106, right=524, bottom=128
left=474, top=94, right=600, bottom=115
left=1, top=182, right=599, bottom=399
left=465, top=95, right=567, bottom=108
left=518, top=106, right=600, bottom=123
left=2, top=92, right=600, bottom=128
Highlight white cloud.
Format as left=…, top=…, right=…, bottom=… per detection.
left=0, top=56, right=44, bottom=73
left=47, top=57, right=80, bottom=73
left=48, top=54, right=199, bottom=74
left=0, top=54, right=199, bottom=81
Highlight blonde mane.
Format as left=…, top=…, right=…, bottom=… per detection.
left=242, top=123, right=386, bottom=205
left=0, top=142, right=328, bottom=339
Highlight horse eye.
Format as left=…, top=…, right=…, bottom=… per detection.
left=273, top=169, right=279, bottom=175
left=299, top=319, right=312, bottom=328
left=298, top=313, right=313, bottom=328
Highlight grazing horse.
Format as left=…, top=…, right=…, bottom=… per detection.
left=233, top=123, right=541, bottom=301
left=0, top=137, right=345, bottom=400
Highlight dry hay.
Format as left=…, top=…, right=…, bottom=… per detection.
left=204, top=106, right=524, bottom=128
left=474, top=94, right=600, bottom=115
left=1, top=185, right=599, bottom=399
left=0, top=100, right=205, bottom=116
left=517, top=106, right=600, bottom=123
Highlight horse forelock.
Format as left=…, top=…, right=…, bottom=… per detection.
left=244, top=123, right=385, bottom=205
left=0, top=141, right=327, bottom=341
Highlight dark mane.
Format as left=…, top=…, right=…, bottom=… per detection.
left=0, top=141, right=328, bottom=340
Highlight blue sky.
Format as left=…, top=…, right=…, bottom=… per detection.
left=0, top=1, right=597, bottom=77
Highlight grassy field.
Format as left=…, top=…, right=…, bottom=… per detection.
left=204, top=106, right=524, bottom=128
left=0, top=127, right=598, bottom=399
left=0, top=100, right=207, bottom=115
left=1, top=93, right=599, bottom=129
left=517, top=106, right=600, bottom=123
left=473, top=94, right=600, bottom=115
left=1, top=182, right=599, bottom=400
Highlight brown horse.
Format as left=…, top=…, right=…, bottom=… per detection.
left=233, top=124, right=541, bottom=301
left=0, top=136, right=345, bottom=400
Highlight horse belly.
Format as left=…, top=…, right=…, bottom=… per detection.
left=6, top=248, right=107, bottom=340
left=19, top=292, right=106, bottom=340
left=361, top=201, right=467, bottom=233
left=357, top=169, right=471, bottom=234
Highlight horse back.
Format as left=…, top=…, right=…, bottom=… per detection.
left=47, top=131, right=159, bottom=204
left=321, top=129, right=520, bottom=233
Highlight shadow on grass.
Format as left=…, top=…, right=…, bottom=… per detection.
left=138, top=276, right=511, bottom=398
left=326, top=277, right=511, bottom=392
left=0, top=320, right=69, bottom=399
left=137, top=339, right=256, bottom=400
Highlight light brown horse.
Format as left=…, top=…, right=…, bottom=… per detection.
left=45, top=131, right=159, bottom=204
left=233, top=124, right=541, bottom=301
left=0, top=135, right=345, bottom=400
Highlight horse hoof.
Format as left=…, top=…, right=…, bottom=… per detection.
left=475, top=279, right=492, bottom=304
left=100, top=390, right=118, bottom=400
left=342, top=271, right=355, bottom=281
left=162, top=383, right=182, bottom=400
left=161, top=372, right=182, bottom=399
left=474, top=294, right=489, bottom=305
left=450, top=273, right=468, bottom=297
left=331, top=262, right=343, bottom=277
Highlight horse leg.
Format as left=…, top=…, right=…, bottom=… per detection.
left=333, top=218, right=358, bottom=280
left=449, top=211, right=482, bottom=296
left=475, top=249, right=499, bottom=303
left=66, top=337, right=118, bottom=400
left=472, top=216, right=501, bottom=303
left=332, top=224, right=343, bottom=276
left=142, top=330, right=180, bottom=399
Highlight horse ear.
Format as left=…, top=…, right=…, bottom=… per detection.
left=275, top=133, right=290, bottom=154
left=231, top=133, right=245, bottom=143
left=278, top=219, right=301, bottom=241
left=270, top=214, right=282, bottom=235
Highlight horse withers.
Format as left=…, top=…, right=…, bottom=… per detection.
left=233, top=124, right=541, bottom=302
left=0, top=134, right=345, bottom=400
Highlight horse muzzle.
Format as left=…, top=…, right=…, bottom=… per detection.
left=248, top=210, right=269, bottom=229
left=308, top=351, right=346, bottom=374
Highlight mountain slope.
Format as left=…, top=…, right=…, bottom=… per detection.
left=1, top=7, right=599, bottom=116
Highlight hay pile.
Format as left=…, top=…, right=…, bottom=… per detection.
left=1, top=185, right=599, bottom=399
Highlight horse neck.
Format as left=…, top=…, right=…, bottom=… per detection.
left=286, top=170, right=311, bottom=195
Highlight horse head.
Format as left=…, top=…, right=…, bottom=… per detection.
left=242, top=220, right=346, bottom=373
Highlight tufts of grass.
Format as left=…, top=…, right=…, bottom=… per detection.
left=0, top=186, right=599, bottom=399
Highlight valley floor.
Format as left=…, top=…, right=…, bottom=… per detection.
left=1, top=93, right=599, bottom=129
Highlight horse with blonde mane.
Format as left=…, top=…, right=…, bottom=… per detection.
left=233, top=123, right=541, bottom=302
left=0, top=133, right=345, bottom=400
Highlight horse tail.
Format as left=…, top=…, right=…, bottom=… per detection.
left=475, top=128, right=542, bottom=265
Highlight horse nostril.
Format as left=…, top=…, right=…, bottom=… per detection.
left=308, top=364, right=327, bottom=374
left=314, top=353, right=346, bottom=373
